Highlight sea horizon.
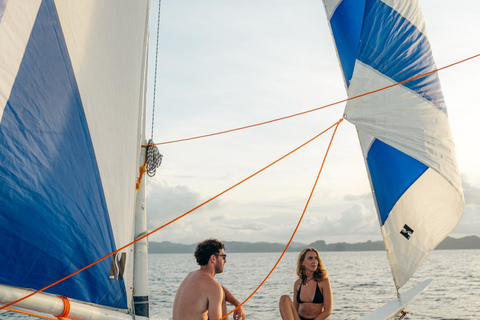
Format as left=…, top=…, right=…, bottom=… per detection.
left=148, top=235, right=480, bottom=254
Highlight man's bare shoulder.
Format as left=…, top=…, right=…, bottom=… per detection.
left=187, top=270, right=222, bottom=287
left=176, top=270, right=222, bottom=299
left=172, top=270, right=223, bottom=320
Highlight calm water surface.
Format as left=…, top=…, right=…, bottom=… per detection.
left=2, top=250, right=479, bottom=319
left=149, top=250, right=480, bottom=320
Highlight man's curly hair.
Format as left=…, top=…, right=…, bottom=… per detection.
left=194, top=238, right=225, bottom=266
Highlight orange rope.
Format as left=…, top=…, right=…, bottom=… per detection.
left=136, top=164, right=147, bottom=190
left=0, top=120, right=341, bottom=312
left=156, top=53, right=479, bottom=146
left=218, top=119, right=343, bottom=320
left=2, top=307, right=58, bottom=320
left=54, top=296, right=70, bottom=319
left=1, top=296, right=72, bottom=320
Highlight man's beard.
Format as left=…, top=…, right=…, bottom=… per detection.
left=214, top=264, right=224, bottom=274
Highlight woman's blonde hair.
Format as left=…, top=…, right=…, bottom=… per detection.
left=296, top=247, right=328, bottom=285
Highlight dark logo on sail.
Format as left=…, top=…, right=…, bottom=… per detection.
left=109, top=252, right=126, bottom=280
left=400, top=224, right=414, bottom=240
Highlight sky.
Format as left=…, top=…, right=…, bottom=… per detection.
left=144, top=0, right=480, bottom=246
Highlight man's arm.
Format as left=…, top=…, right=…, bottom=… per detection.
left=222, top=286, right=246, bottom=320
left=208, top=283, right=225, bottom=320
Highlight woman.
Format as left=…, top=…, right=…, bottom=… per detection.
left=279, top=248, right=332, bottom=320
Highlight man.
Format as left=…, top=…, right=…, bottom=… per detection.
left=172, top=238, right=246, bottom=320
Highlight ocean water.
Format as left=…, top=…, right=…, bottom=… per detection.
left=2, top=250, right=479, bottom=319
left=149, top=250, right=480, bottom=320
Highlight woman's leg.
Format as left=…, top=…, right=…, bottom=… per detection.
left=279, top=295, right=300, bottom=320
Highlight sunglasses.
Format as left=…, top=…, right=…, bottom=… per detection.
left=217, top=254, right=227, bottom=260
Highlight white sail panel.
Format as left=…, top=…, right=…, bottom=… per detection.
left=346, top=62, right=463, bottom=195
left=55, top=0, right=149, bottom=251
left=0, top=0, right=41, bottom=120
left=323, top=0, right=342, bottom=20
left=55, top=0, right=150, bottom=305
left=381, top=0, right=426, bottom=35
left=381, top=168, right=464, bottom=287
left=0, top=0, right=149, bottom=313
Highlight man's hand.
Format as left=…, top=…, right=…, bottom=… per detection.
left=232, top=305, right=246, bottom=320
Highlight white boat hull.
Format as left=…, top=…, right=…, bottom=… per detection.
left=358, top=279, right=433, bottom=320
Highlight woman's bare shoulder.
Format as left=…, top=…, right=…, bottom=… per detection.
left=319, top=277, right=331, bottom=287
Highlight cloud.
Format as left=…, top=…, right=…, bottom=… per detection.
left=145, top=178, right=275, bottom=243
left=144, top=172, right=480, bottom=245
left=277, top=192, right=381, bottom=244
left=315, top=203, right=379, bottom=241
left=224, top=222, right=269, bottom=232
left=144, top=169, right=475, bottom=246
left=146, top=179, right=205, bottom=231
left=451, top=175, right=480, bottom=237
left=462, top=174, right=480, bottom=205
left=344, top=193, right=372, bottom=202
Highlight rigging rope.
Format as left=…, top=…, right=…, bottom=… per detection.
left=218, top=119, right=343, bottom=320
left=146, top=139, right=163, bottom=177
left=0, top=119, right=342, bottom=313
left=150, top=0, right=162, bottom=141
left=1, top=307, right=58, bottom=320
left=137, top=0, right=164, bottom=182
left=155, top=53, right=480, bottom=146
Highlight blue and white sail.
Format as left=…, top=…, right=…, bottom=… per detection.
left=323, top=0, right=465, bottom=289
left=0, top=0, right=150, bottom=319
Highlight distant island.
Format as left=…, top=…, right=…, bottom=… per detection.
left=148, top=235, right=480, bottom=254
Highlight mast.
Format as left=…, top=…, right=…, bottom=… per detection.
left=133, top=1, right=152, bottom=319
left=134, top=172, right=149, bottom=319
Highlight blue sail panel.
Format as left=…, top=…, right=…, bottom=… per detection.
left=0, top=0, right=126, bottom=308
left=358, top=0, right=446, bottom=113
left=366, top=139, right=428, bottom=225
left=0, top=0, right=7, bottom=23
left=329, top=0, right=366, bottom=87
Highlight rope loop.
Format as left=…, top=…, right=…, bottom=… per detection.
left=146, top=139, right=163, bottom=177
left=54, top=296, right=70, bottom=319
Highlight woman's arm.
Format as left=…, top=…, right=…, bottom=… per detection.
left=314, top=278, right=332, bottom=320
left=293, top=280, right=300, bottom=311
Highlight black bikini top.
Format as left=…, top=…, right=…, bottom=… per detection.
left=297, top=282, right=324, bottom=304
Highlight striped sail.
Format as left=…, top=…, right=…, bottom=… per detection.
left=323, top=0, right=465, bottom=289
left=0, top=0, right=149, bottom=317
